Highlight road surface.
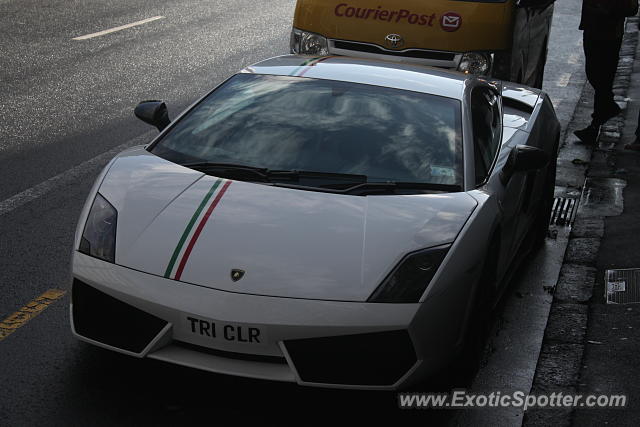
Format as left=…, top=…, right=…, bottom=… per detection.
left=0, top=0, right=588, bottom=424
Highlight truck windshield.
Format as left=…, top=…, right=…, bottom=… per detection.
left=151, top=73, right=463, bottom=188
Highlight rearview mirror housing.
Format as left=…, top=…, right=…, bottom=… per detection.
left=500, top=145, right=549, bottom=184
left=134, top=101, right=170, bottom=132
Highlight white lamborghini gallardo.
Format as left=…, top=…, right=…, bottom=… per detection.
left=71, top=55, right=560, bottom=389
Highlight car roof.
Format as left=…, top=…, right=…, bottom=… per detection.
left=242, top=55, right=469, bottom=100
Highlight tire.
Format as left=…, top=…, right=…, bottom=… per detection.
left=423, top=238, right=499, bottom=390
left=452, top=238, right=499, bottom=384
left=531, top=147, right=557, bottom=250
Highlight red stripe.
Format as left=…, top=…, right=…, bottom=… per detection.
left=174, top=180, right=232, bottom=280
left=297, top=56, right=334, bottom=77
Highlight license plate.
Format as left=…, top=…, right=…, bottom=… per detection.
left=182, top=314, right=265, bottom=345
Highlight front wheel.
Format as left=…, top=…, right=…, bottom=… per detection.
left=531, top=147, right=557, bottom=249
left=453, top=238, right=499, bottom=383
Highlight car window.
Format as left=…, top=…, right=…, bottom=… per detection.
left=471, top=87, right=501, bottom=185
left=151, top=74, right=464, bottom=188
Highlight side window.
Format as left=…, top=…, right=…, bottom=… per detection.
left=471, top=87, right=502, bottom=185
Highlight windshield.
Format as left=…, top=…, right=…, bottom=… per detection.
left=151, top=73, right=463, bottom=188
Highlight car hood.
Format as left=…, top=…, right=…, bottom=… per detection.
left=98, top=148, right=477, bottom=302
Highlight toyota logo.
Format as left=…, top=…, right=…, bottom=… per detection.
left=384, top=34, right=404, bottom=49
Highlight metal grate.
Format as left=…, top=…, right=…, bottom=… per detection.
left=550, top=197, right=578, bottom=226
left=606, top=269, right=640, bottom=304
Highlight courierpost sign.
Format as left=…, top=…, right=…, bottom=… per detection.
left=333, top=3, right=464, bottom=33
left=334, top=3, right=439, bottom=27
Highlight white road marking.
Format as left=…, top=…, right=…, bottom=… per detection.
left=0, top=133, right=153, bottom=217
left=556, top=72, right=572, bottom=87
left=72, top=16, right=164, bottom=40
left=567, top=52, right=581, bottom=65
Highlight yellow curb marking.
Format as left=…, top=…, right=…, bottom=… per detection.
left=0, top=289, right=66, bottom=342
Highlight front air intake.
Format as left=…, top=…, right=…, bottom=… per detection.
left=72, top=279, right=167, bottom=354
left=284, top=330, right=417, bottom=386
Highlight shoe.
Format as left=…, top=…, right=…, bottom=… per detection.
left=625, top=138, right=640, bottom=151
left=602, top=102, right=622, bottom=123
left=574, top=125, right=600, bottom=144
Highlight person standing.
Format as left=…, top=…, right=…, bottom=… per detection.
left=574, top=0, right=639, bottom=144
left=624, top=112, right=640, bottom=149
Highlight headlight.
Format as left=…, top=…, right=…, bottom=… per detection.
left=368, top=245, right=450, bottom=303
left=290, top=28, right=329, bottom=56
left=458, top=52, right=492, bottom=76
left=79, top=193, right=117, bottom=263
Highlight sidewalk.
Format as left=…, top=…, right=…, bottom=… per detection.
left=524, top=17, right=640, bottom=427
left=572, top=21, right=640, bottom=425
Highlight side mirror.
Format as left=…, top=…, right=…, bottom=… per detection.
left=500, top=145, right=549, bottom=184
left=134, top=100, right=170, bottom=132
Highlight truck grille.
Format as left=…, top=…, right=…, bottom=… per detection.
left=332, top=40, right=456, bottom=61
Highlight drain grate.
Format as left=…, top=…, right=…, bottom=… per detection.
left=550, top=197, right=578, bottom=226
left=606, top=269, right=640, bottom=304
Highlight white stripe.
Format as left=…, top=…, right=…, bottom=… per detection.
left=0, top=133, right=153, bottom=217
left=72, top=16, right=164, bottom=40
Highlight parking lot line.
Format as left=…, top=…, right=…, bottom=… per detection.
left=72, top=16, right=164, bottom=40
left=0, top=289, right=66, bottom=342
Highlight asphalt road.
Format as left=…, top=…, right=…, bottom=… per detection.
left=0, top=0, right=294, bottom=200
left=0, top=0, right=588, bottom=425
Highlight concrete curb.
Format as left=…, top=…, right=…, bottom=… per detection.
left=523, top=17, right=640, bottom=427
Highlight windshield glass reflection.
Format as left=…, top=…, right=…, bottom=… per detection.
left=151, top=74, right=463, bottom=187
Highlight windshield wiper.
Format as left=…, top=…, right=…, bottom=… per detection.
left=179, top=163, right=460, bottom=194
left=276, top=170, right=367, bottom=182
left=266, top=181, right=460, bottom=195
left=180, top=162, right=272, bottom=180
left=180, top=163, right=368, bottom=183
left=340, top=181, right=461, bottom=195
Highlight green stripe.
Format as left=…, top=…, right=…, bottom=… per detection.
left=164, top=179, right=223, bottom=278
left=289, top=56, right=323, bottom=76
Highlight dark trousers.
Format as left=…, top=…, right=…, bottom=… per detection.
left=583, top=34, right=623, bottom=125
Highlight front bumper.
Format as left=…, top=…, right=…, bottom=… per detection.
left=71, top=252, right=433, bottom=390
